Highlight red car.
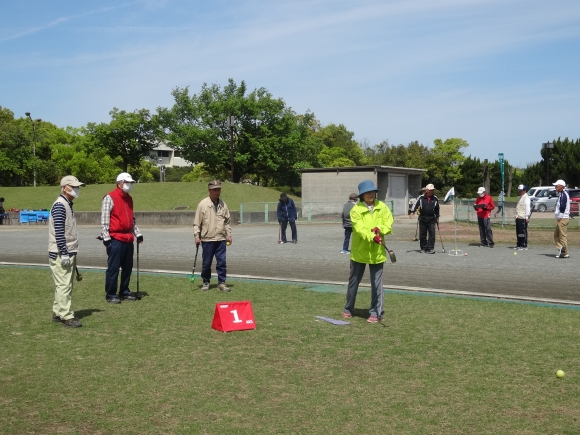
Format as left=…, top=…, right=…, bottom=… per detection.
left=569, top=190, right=580, bottom=217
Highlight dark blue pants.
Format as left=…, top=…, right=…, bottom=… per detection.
left=201, top=240, right=227, bottom=284
left=105, top=239, right=134, bottom=299
left=342, top=227, right=352, bottom=251
left=516, top=218, right=528, bottom=247
left=281, top=220, right=297, bottom=242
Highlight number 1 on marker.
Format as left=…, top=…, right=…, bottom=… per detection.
left=230, top=310, right=242, bottom=323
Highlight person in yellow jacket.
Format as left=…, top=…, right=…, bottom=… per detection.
left=342, top=180, right=394, bottom=323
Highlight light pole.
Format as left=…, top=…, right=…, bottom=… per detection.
left=25, top=112, right=42, bottom=187
left=542, top=142, right=554, bottom=184
left=226, top=116, right=236, bottom=183
left=157, top=158, right=165, bottom=182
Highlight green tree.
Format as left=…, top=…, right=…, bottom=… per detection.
left=424, top=138, right=469, bottom=190
left=314, top=124, right=366, bottom=167
left=87, top=108, right=163, bottom=172
left=159, top=79, right=321, bottom=185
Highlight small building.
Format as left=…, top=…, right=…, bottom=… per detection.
left=147, top=143, right=192, bottom=168
left=300, top=166, right=425, bottom=216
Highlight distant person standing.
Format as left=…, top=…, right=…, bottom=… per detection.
left=342, top=180, right=393, bottom=324
left=474, top=187, right=495, bottom=247
left=409, top=184, right=440, bottom=254
left=49, top=176, right=85, bottom=328
left=100, top=172, right=143, bottom=303
left=494, top=191, right=505, bottom=217
left=0, top=197, right=5, bottom=225
left=513, top=185, right=531, bottom=250
left=553, top=179, right=570, bottom=259
left=277, top=193, right=298, bottom=244
left=193, top=180, right=233, bottom=291
left=341, top=193, right=358, bottom=254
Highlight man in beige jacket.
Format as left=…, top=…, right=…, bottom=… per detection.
left=193, top=180, right=233, bottom=291
left=48, top=175, right=85, bottom=328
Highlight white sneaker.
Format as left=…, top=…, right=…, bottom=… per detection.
left=201, top=282, right=210, bottom=291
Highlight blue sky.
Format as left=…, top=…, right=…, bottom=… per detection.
left=1, top=0, right=579, bottom=167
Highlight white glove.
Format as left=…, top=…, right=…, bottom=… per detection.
left=61, top=254, right=70, bottom=266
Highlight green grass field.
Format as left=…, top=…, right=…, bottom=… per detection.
left=0, top=182, right=296, bottom=213
left=1, top=266, right=579, bottom=434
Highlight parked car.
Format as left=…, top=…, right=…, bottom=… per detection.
left=527, top=186, right=554, bottom=200
left=531, top=188, right=580, bottom=213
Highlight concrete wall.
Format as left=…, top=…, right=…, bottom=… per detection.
left=74, top=211, right=241, bottom=226
left=302, top=170, right=376, bottom=204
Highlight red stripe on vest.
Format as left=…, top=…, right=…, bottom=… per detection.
left=108, top=188, right=134, bottom=243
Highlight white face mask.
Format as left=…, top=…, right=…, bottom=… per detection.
left=478, top=192, right=484, bottom=197
left=121, top=183, right=133, bottom=193
left=66, top=186, right=80, bottom=198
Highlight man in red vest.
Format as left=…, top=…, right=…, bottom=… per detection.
left=100, top=172, right=143, bottom=303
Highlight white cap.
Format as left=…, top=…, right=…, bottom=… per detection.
left=477, top=187, right=485, bottom=194
left=552, top=179, right=566, bottom=187
left=425, top=183, right=435, bottom=190
left=116, top=172, right=135, bottom=183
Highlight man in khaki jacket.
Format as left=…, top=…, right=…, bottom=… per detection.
left=48, top=175, right=85, bottom=328
left=193, top=180, right=233, bottom=291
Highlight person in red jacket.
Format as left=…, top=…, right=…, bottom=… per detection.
left=100, top=172, right=143, bottom=303
left=474, top=186, right=495, bottom=247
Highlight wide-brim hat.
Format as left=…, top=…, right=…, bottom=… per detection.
left=425, top=183, right=435, bottom=190
left=358, top=180, right=379, bottom=196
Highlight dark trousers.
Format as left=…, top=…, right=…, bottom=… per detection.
left=201, top=240, right=227, bottom=284
left=419, top=217, right=436, bottom=251
left=342, top=227, right=352, bottom=251
left=477, top=217, right=494, bottom=246
left=105, top=239, right=134, bottom=299
left=280, top=220, right=297, bottom=242
left=516, top=218, right=528, bottom=247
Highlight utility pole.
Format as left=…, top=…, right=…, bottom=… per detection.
left=227, top=116, right=236, bottom=183
left=25, top=112, right=42, bottom=187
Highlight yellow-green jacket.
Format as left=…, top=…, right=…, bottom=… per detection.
left=350, top=200, right=394, bottom=264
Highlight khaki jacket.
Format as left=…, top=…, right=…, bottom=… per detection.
left=48, top=196, right=79, bottom=254
left=193, top=197, right=232, bottom=241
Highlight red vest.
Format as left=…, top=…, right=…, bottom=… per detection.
left=108, top=188, right=135, bottom=243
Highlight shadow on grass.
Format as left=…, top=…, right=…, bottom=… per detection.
left=75, top=308, right=105, bottom=319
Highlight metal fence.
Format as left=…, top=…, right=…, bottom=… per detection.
left=239, top=201, right=395, bottom=224
left=454, top=200, right=579, bottom=228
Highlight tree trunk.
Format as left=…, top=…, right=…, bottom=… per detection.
left=507, top=166, right=514, bottom=197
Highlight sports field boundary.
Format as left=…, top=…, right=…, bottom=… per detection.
left=3, top=261, right=580, bottom=308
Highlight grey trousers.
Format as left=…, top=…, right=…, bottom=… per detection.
left=344, top=260, right=385, bottom=319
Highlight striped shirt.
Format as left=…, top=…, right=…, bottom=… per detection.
left=100, top=194, right=142, bottom=241
left=49, top=195, right=76, bottom=259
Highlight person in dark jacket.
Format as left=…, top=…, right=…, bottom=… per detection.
left=409, top=183, right=440, bottom=253
left=277, top=193, right=297, bottom=244
left=341, top=193, right=358, bottom=253
left=0, top=197, right=5, bottom=225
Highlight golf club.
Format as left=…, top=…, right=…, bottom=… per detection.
left=413, top=219, right=419, bottom=241
left=436, top=221, right=445, bottom=253
left=135, top=239, right=142, bottom=300
left=277, top=224, right=281, bottom=244
left=75, top=266, right=83, bottom=282
left=381, top=239, right=397, bottom=263
left=190, top=244, right=200, bottom=283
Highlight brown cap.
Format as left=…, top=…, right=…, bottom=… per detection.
left=349, top=193, right=358, bottom=200
left=60, top=175, right=85, bottom=187
left=208, top=180, right=222, bottom=189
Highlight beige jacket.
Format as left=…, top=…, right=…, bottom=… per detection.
left=193, top=197, right=232, bottom=241
left=48, top=196, right=79, bottom=254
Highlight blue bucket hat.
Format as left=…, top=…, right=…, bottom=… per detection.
left=358, top=180, right=379, bottom=196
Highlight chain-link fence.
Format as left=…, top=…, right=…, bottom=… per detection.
left=239, top=201, right=395, bottom=224
left=454, top=200, right=580, bottom=228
